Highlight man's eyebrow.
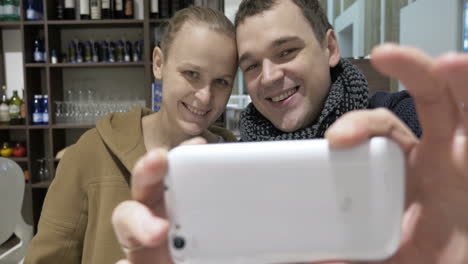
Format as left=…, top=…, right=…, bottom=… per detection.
left=239, top=52, right=253, bottom=66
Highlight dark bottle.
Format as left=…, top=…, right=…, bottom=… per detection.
left=42, top=95, right=49, bottom=125
left=100, top=40, right=109, bottom=62
left=76, top=41, right=84, bottom=63
left=84, top=41, right=92, bottom=62
left=33, top=39, right=45, bottom=62
left=159, top=0, right=170, bottom=18
left=92, top=41, right=100, bottom=62
left=181, top=0, right=194, bottom=9
left=26, top=0, right=44, bottom=20
left=64, top=0, right=76, bottom=19
left=150, top=0, right=159, bottom=18
left=101, top=0, right=111, bottom=19
left=9, top=90, right=23, bottom=125
left=109, top=41, right=116, bottom=62
left=124, top=0, right=133, bottom=19
left=57, top=0, right=65, bottom=19
left=68, top=40, right=77, bottom=63
left=80, top=0, right=90, bottom=19
left=170, top=0, right=180, bottom=17
left=114, top=0, right=124, bottom=18
left=90, top=0, right=101, bottom=19
left=133, top=39, right=143, bottom=62
left=124, top=40, right=132, bottom=62
left=116, top=40, right=124, bottom=62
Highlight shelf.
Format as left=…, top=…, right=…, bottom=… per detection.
left=52, top=124, right=95, bottom=129
left=50, top=62, right=145, bottom=68
left=28, top=125, right=50, bottom=129
left=47, top=19, right=144, bottom=28
left=25, top=63, right=47, bottom=68
left=31, top=181, right=52, bottom=189
left=0, top=21, right=21, bottom=28
left=23, top=21, right=45, bottom=26
left=0, top=125, right=27, bottom=130
left=6, top=157, right=28, bottom=162
left=149, top=19, right=170, bottom=24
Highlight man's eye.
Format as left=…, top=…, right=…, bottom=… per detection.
left=279, top=48, right=297, bottom=58
left=245, top=63, right=258, bottom=72
left=184, top=71, right=199, bottom=79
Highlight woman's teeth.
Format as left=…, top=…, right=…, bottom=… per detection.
left=271, top=87, right=297, bottom=102
left=186, top=104, right=208, bottom=116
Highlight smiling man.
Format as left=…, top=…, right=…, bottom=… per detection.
left=235, top=0, right=421, bottom=141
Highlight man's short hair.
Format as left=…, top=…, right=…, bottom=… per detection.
left=234, top=0, right=333, bottom=43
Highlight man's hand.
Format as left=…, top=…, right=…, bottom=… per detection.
left=326, top=44, right=468, bottom=264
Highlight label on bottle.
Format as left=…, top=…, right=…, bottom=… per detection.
left=124, top=0, right=133, bottom=16
left=80, top=0, right=90, bottom=14
left=65, top=0, right=75, bottom=8
left=0, top=104, right=10, bottom=122
left=42, top=112, right=49, bottom=124
left=116, top=0, right=123, bottom=11
left=33, top=112, right=42, bottom=124
left=34, top=51, right=44, bottom=62
left=91, top=6, right=101, bottom=19
left=102, top=0, right=110, bottom=9
left=26, top=9, right=37, bottom=20
left=4, top=5, right=18, bottom=16
left=151, top=0, right=158, bottom=13
left=9, top=104, right=20, bottom=118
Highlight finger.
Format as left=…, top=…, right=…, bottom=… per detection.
left=371, top=44, right=458, bottom=143
left=433, top=52, right=468, bottom=131
left=325, top=108, right=418, bottom=155
left=131, top=148, right=168, bottom=206
left=116, top=260, right=132, bottom=264
left=180, top=136, right=207, bottom=146
left=112, top=200, right=169, bottom=252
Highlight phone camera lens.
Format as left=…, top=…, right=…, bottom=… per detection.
left=173, top=236, right=185, bottom=250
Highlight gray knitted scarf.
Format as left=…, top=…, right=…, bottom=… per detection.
left=240, top=59, right=369, bottom=141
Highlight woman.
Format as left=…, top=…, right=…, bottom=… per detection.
left=24, top=6, right=238, bottom=264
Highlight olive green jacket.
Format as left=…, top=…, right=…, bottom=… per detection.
left=24, top=107, right=236, bottom=264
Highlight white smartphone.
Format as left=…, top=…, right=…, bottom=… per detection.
left=164, top=137, right=405, bottom=264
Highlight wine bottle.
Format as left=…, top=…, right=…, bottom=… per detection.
left=124, top=0, right=133, bottom=19
left=101, top=0, right=111, bottom=19
left=90, top=0, right=101, bottom=19
left=159, top=0, right=169, bottom=19
left=150, top=0, right=159, bottom=18
left=57, top=0, right=65, bottom=19
left=64, top=0, right=76, bottom=19
left=80, top=0, right=90, bottom=19
left=114, top=0, right=123, bottom=18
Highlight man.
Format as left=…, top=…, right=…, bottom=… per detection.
left=112, top=1, right=468, bottom=263
left=235, top=0, right=421, bottom=141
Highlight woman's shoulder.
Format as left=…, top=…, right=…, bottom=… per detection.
left=208, top=125, right=238, bottom=142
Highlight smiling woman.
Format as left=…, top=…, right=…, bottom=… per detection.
left=24, top=6, right=238, bottom=264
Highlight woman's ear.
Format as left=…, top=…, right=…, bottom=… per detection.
left=323, top=29, right=341, bottom=67
left=153, top=47, right=164, bottom=79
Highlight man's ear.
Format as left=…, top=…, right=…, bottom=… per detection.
left=323, top=29, right=341, bottom=67
left=153, top=47, right=164, bottom=79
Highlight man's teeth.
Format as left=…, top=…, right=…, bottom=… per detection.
left=186, top=104, right=208, bottom=116
left=271, top=88, right=297, bottom=102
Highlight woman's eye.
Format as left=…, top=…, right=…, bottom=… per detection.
left=215, top=79, right=229, bottom=86
left=184, top=71, right=199, bottom=79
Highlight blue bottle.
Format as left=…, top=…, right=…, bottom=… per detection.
left=33, top=39, right=44, bottom=62
left=32, top=95, right=43, bottom=125
left=41, top=95, right=49, bottom=125
left=124, top=40, right=132, bottom=62
left=100, top=40, right=109, bottom=62
left=109, top=41, right=116, bottom=63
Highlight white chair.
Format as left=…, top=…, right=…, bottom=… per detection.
left=0, top=158, right=34, bottom=264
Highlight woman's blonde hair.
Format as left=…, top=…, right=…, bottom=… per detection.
left=161, top=6, right=236, bottom=60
